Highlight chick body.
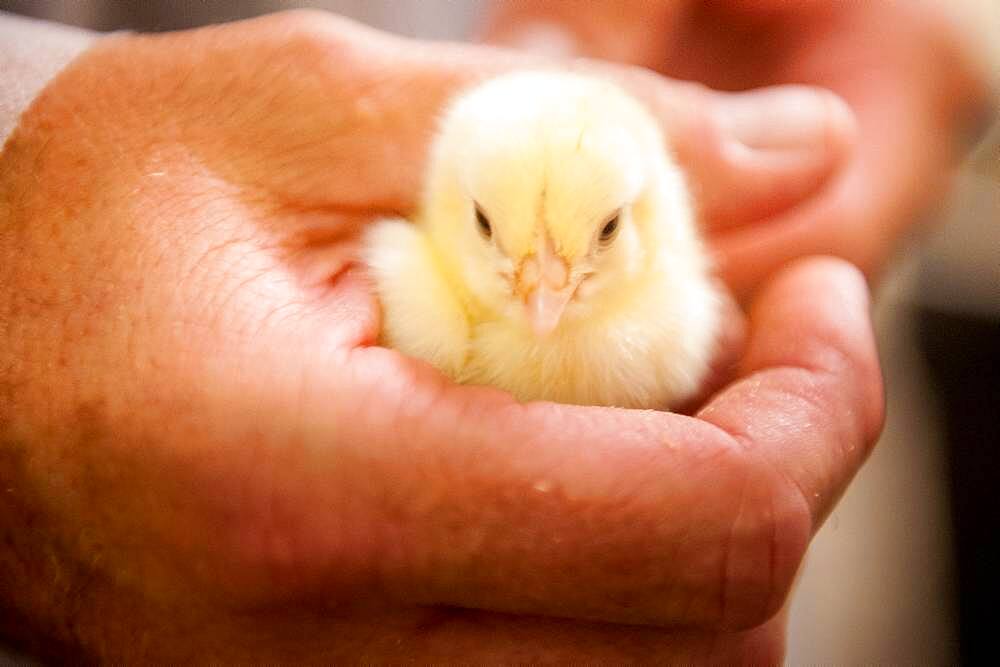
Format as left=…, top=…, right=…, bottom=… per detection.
left=365, top=72, right=721, bottom=409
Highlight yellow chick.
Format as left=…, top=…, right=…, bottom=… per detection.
left=364, top=71, right=721, bottom=409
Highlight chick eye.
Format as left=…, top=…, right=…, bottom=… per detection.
left=600, top=214, right=620, bottom=243
left=475, top=205, right=492, bottom=239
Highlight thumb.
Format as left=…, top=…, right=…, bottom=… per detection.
left=661, top=84, right=858, bottom=230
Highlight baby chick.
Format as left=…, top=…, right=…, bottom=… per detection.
left=364, top=71, right=721, bottom=409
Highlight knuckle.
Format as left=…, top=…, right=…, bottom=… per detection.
left=714, top=467, right=811, bottom=630
left=264, top=9, right=352, bottom=58
left=268, top=8, right=334, bottom=33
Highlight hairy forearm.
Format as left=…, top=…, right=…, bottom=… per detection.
left=0, top=11, right=97, bottom=147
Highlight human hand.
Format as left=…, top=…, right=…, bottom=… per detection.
left=0, top=11, right=881, bottom=662
left=484, top=0, right=994, bottom=297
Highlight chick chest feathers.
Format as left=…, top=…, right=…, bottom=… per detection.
left=363, top=71, right=721, bottom=409
left=463, top=260, right=720, bottom=409
left=364, top=219, right=469, bottom=379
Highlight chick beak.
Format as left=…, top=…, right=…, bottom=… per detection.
left=518, top=235, right=575, bottom=337
left=526, top=284, right=573, bottom=336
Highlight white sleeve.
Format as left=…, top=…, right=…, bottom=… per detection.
left=0, top=11, right=98, bottom=147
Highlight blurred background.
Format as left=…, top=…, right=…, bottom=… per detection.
left=2, top=1, right=997, bottom=663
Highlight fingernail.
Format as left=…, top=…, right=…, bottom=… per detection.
left=715, top=85, right=856, bottom=153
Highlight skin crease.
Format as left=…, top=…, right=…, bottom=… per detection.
left=0, top=11, right=884, bottom=663
left=483, top=0, right=995, bottom=300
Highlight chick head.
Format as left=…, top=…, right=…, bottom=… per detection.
left=422, top=71, right=681, bottom=337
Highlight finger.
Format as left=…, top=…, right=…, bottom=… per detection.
left=694, top=0, right=994, bottom=298
left=186, top=604, right=782, bottom=663
left=239, top=255, right=882, bottom=632
left=699, top=86, right=858, bottom=228
left=626, top=79, right=857, bottom=230
left=348, top=606, right=785, bottom=664
left=577, top=64, right=856, bottom=229
left=708, top=71, right=957, bottom=298
left=697, top=256, right=884, bottom=527
left=710, top=162, right=883, bottom=301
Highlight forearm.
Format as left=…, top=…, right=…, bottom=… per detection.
left=0, top=11, right=97, bottom=147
